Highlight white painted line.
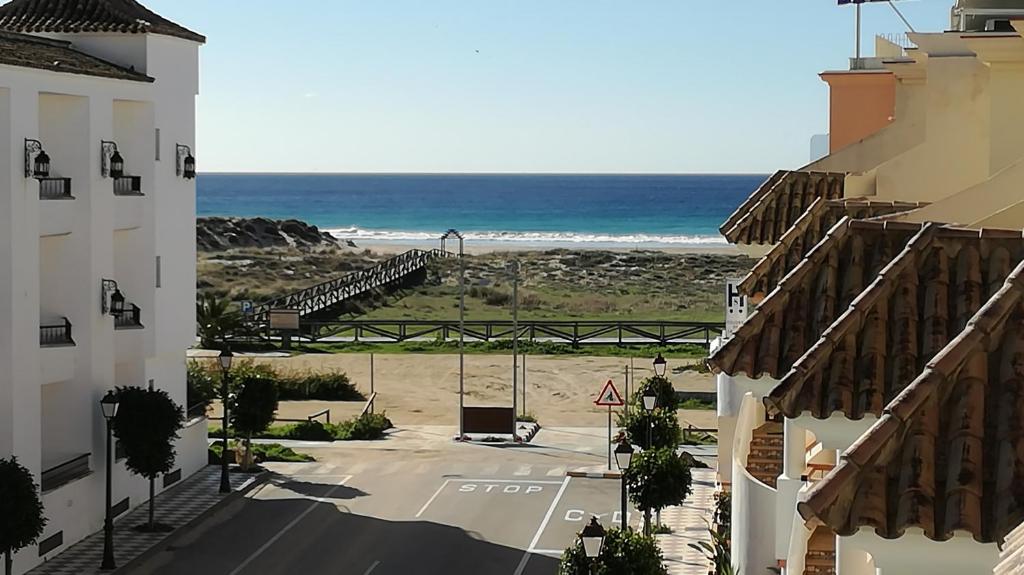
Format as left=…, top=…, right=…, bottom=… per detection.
left=547, top=467, right=566, bottom=477
left=363, top=560, right=381, bottom=574
left=514, top=465, right=531, bottom=476
left=513, top=476, right=571, bottom=575
left=415, top=479, right=450, bottom=518
left=449, top=478, right=563, bottom=485
left=229, top=476, right=351, bottom=575
left=530, top=549, right=564, bottom=556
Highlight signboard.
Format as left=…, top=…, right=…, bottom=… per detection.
left=268, top=309, right=300, bottom=331
left=240, top=300, right=254, bottom=316
left=594, top=380, right=625, bottom=407
left=724, top=278, right=748, bottom=340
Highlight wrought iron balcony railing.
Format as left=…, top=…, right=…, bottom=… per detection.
left=37, top=177, right=73, bottom=200
left=41, top=453, right=91, bottom=492
left=114, top=304, right=143, bottom=330
left=113, top=175, right=143, bottom=196
left=40, top=318, right=74, bottom=347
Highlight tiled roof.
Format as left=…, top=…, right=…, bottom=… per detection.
left=0, top=30, right=151, bottom=81
left=0, top=0, right=204, bottom=43
left=708, top=219, right=923, bottom=380
left=798, top=259, right=1024, bottom=544
left=720, top=171, right=845, bottom=246
left=739, top=198, right=926, bottom=298
left=996, top=522, right=1024, bottom=575
left=766, top=227, right=1024, bottom=421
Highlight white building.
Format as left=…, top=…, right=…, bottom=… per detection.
left=0, top=1, right=205, bottom=572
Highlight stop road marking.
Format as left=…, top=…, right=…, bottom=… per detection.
left=458, top=484, right=545, bottom=494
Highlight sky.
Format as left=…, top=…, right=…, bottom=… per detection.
left=147, top=0, right=953, bottom=174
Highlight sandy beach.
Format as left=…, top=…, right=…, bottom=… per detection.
left=356, top=241, right=742, bottom=257
left=218, top=353, right=717, bottom=429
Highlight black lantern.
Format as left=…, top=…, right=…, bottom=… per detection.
left=614, top=439, right=635, bottom=471
left=100, top=390, right=120, bottom=420
left=177, top=144, right=196, bottom=179
left=642, top=387, right=658, bottom=413
left=101, top=279, right=125, bottom=317
left=653, top=353, right=667, bottom=377
left=25, top=139, right=50, bottom=178
left=219, top=348, right=234, bottom=371
left=580, top=517, right=606, bottom=559
left=109, top=288, right=125, bottom=317
left=101, top=141, right=124, bottom=178
left=109, top=150, right=124, bottom=178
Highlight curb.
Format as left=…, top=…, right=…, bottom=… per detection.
left=567, top=469, right=622, bottom=479
left=516, top=421, right=541, bottom=443
left=115, top=469, right=271, bottom=573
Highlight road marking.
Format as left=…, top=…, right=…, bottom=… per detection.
left=363, top=560, right=381, bottom=574
left=228, top=476, right=351, bottom=575
left=513, top=476, right=571, bottom=575
left=415, top=479, right=450, bottom=518
left=547, top=466, right=566, bottom=477
left=449, top=478, right=563, bottom=485
left=514, top=465, right=531, bottom=476
left=530, top=549, right=564, bottom=557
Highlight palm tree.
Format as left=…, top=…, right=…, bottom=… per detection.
left=196, top=293, right=241, bottom=348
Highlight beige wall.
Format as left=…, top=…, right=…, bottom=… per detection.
left=820, top=71, right=895, bottom=154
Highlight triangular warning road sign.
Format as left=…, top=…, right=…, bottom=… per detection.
left=594, top=379, right=625, bottom=407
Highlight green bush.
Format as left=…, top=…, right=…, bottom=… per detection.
left=634, top=376, right=679, bottom=412
left=187, top=360, right=216, bottom=409
left=335, top=413, right=393, bottom=440
left=208, top=441, right=314, bottom=464
left=625, top=448, right=693, bottom=534
left=618, top=409, right=681, bottom=451
left=286, top=421, right=336, bottom=441
left=559, top=527, right=667, bottom=575
left=276, top=370, right=363, bottom=401
left=0, top=457, right=46, bottom=575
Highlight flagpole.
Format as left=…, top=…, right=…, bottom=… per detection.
left=855, top=3, right=862, bottom=68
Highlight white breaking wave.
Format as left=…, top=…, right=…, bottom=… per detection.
left=326, top=227, right=728, bottom=246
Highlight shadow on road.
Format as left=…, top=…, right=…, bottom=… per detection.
left=135, top=490, right=561, bottom=575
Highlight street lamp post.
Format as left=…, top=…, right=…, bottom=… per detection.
left=99, top=391, right=120, bottom=570
left=218, top=348, right=233, bottom=494
left=580, top=516, right=606, bottom=575
left=614, top=440, right=635, bottom=532
left=653, top=353, right=667, bottom=377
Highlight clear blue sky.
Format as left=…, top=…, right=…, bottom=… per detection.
left=148, top=0, right=952, bottom=174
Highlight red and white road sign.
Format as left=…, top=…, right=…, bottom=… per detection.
left=593, top=380, right=625, bottom=407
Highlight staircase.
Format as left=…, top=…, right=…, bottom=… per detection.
left=804, top=527, right=837, bottom=575
left=746, top=421, right=784, bottom=488
left=250, top=248, right=450, bottom=327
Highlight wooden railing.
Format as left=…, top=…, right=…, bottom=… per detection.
left=293, top=319, right=724, bottom=347
left=250, top=248, right=449, bottom=326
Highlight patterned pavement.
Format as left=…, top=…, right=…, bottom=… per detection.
left=656, top=469, right=716, bottom=575
left=28, top=466, right=255, bottom=575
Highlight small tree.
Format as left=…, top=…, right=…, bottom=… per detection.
left=196, top=293, right=241, bottom=349
left=635, top=375, right=679, bottom=412
left=0, top=457, right=46, bottom=575
left=559, top=526, right=667, bottom=575
left=112, top=387, right=185, bottom=532
left=618, top=409, right=681, bottom=451
left=625, top=448, right=693, bottom=535
left=230, top=376, right=279, bottom=471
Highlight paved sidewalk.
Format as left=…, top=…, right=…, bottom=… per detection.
left=29, top=466, right=256, bottom=575
left=656, top=469, right=715, bottom=575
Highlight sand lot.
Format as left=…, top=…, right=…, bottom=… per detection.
left=213, top=353, right=717, bottom=429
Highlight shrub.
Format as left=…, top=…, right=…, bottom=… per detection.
left=618, top=409, right=681, bottom=451
left=559, top=527, right=667, bottom=575
left=484, top=289, right=512, bottom=307
left=335, top=413, right=393, bottom=440
left=0, top=457, right=46, bottom=575
left=207, top=441, right=314, bottom=464
left=625, top=448, right=693, bottom=535
left=276, top=370, right=364, bottom=401
left=186, top=360, right=216, bottom=410
left=286, top=421, right=336, bottom=442
left=231, top=376, right=279, bottom=471
left=635, top=376, right=679, bottom=412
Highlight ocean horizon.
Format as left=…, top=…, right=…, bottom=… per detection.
left=197, top=173, right=765, bottom=248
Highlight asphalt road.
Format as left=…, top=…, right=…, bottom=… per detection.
left=131, top=427, right=636, bottom=575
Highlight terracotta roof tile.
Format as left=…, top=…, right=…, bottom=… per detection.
left=739, top=198, right=927, bottom=298
left=0, top=30, right=151, bottom=81
left=798, top=259, right=1024, bottom=544
left=720, top=171, right=845, bottom=246
left=0, top=0, right=204, bottom=43
left=708, top=219, right=922, bottom=380
left=767, top=228, right=1024, bottom=421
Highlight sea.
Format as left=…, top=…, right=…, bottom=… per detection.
left=196, top=173, right=765, bottom=249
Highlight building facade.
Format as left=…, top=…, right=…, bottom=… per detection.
left=0, top=2, right=204, bottom=572
left=712, top=7, right=1024, bottom=575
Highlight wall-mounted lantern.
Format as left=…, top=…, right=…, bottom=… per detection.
left=176, top=144, right=196, bottom=179
left=101, top=279, right=125, bottom=317
left=24, top=138, right=51, bottom=178
left=100, top=141, right=125, bottom=179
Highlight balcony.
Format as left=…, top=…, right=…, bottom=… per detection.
left=37, top=177, right=73, bottom=200
left=114, top=304, right=143, bottom=330
left=41, top=453, right=91, bottom=493
left=113, top=175, right=143, bottom=196
left=40, top=318, right=74, bottom=347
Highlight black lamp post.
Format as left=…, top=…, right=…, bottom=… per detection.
left=580, top=516, right=606, bottom=574
left=653, top=353, right=667, bottom=377
left=218, top=348, right=233, bottom=494
left=176, top=144, right=196, bottom=180
left=614, top=440, right=634, bottom=532
left=99, top=390, right=120, bottom=570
